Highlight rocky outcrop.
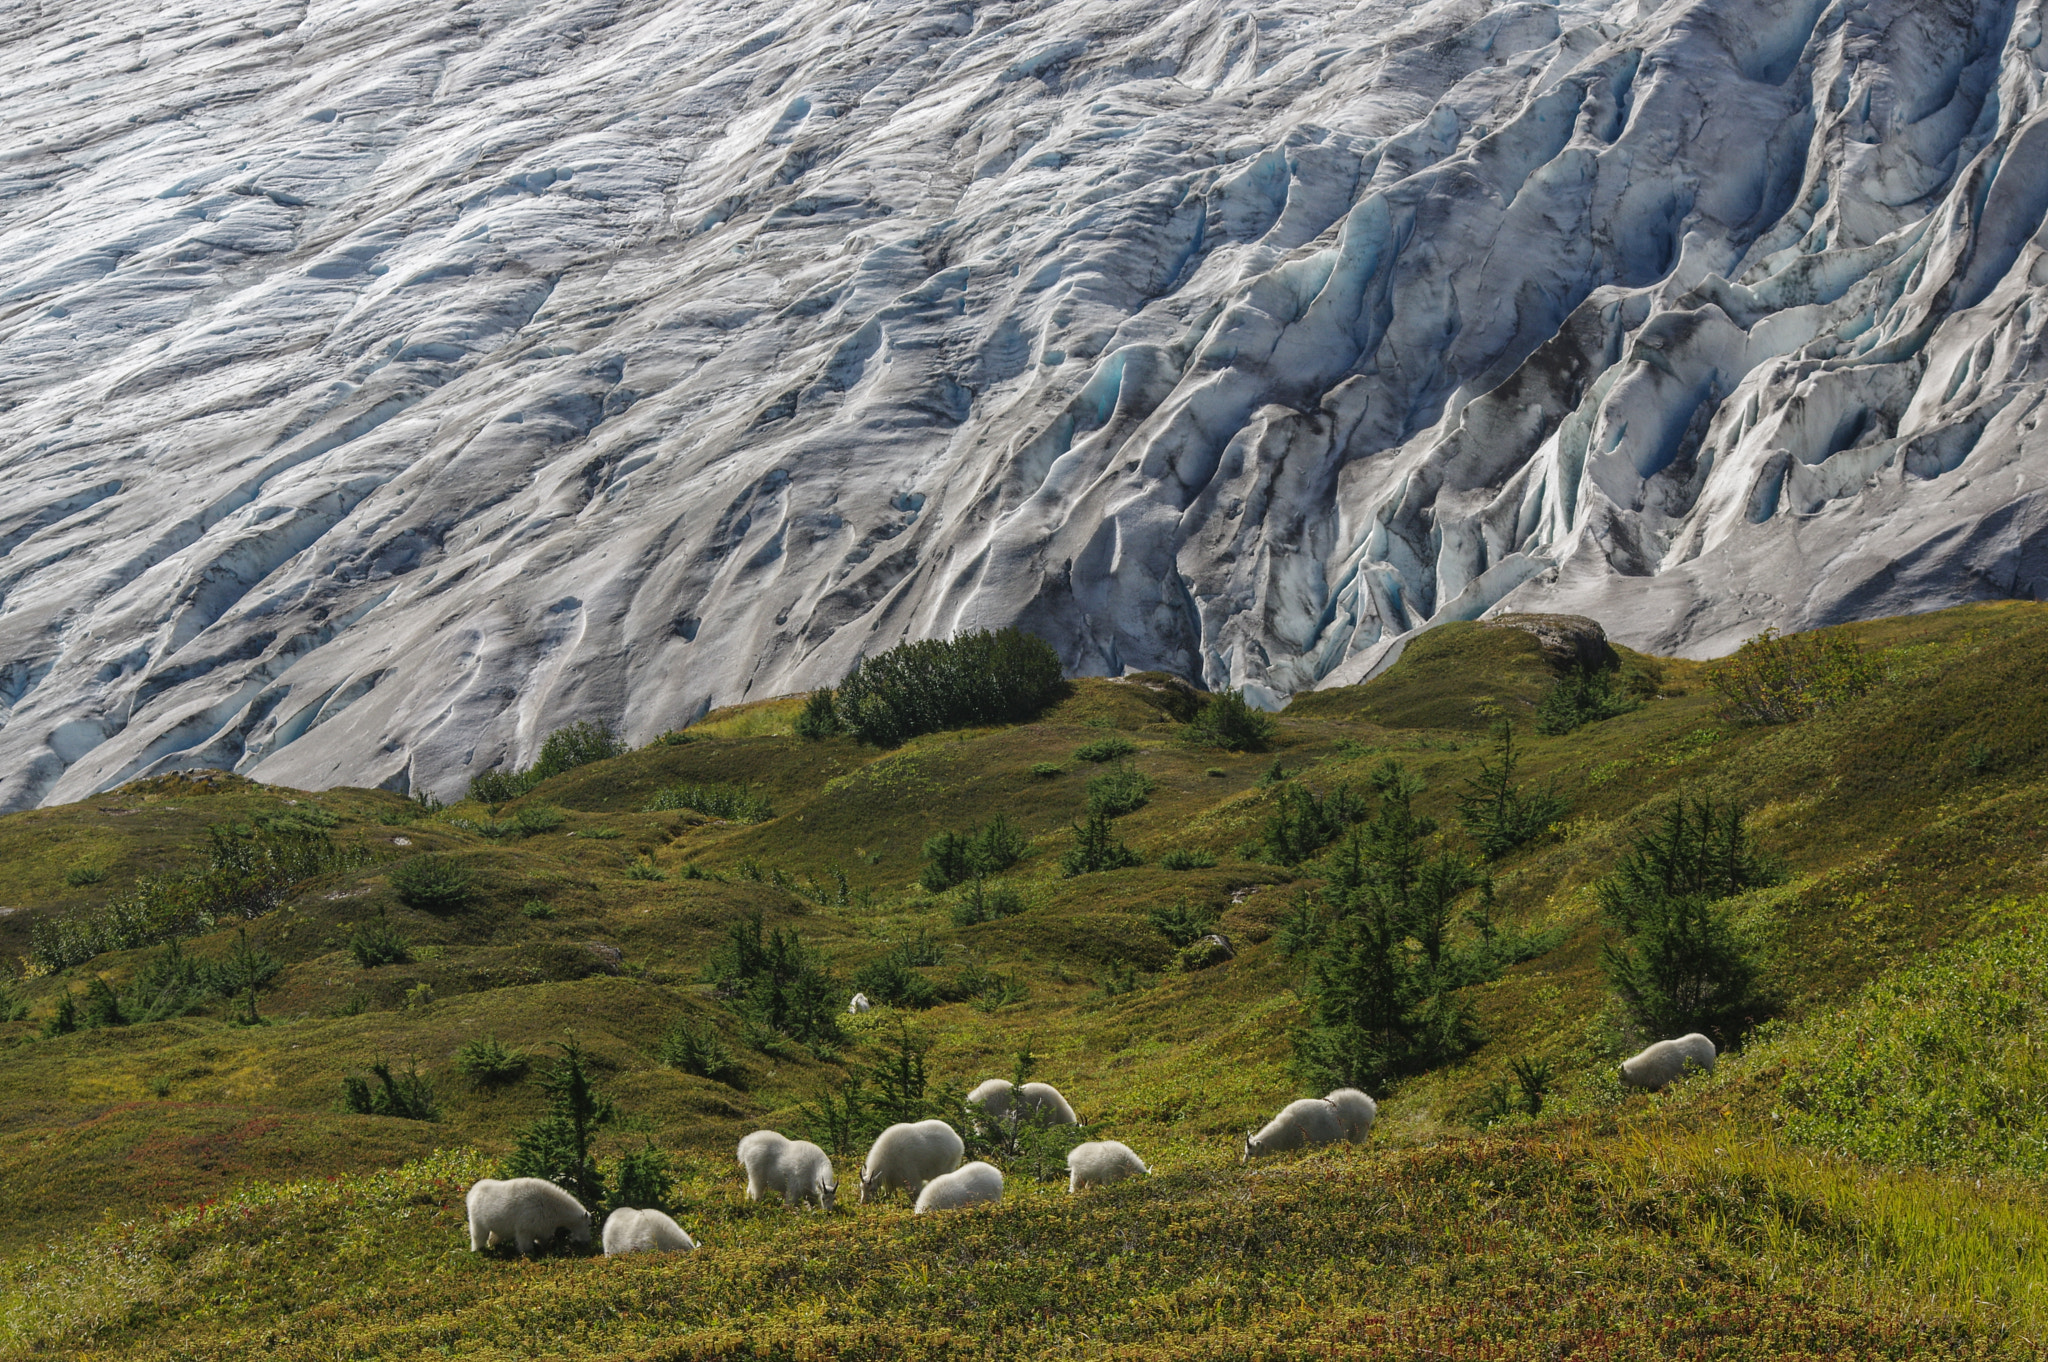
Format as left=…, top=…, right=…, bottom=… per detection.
left=2, top=0, right=2046, bottom=807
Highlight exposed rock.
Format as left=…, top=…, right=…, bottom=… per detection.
left=1478, top=615, right=1616, bottom=674
left=2, top=0, right=2046, bottom=808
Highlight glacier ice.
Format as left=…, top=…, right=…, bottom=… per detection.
left=2, top=0, right=2046, bottom=807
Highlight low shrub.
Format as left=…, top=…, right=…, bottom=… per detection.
left=646, top=782, right=774, bottom=822
left=1073, top=736, right=1136, bottom=763
left=920, top=814, right=1028, bottom=891
left=64, top=866, right=107, bottom=887
left=468, top=720, right=628, bottom=804
left=1085, top=764, right=1155, bottom=817
left=792, top=690, right=841, bottom=740
left=348, top=908, right=412, bottom=968
left=341, top=1058, right=441, bottom=1121
left=1159, top=847, right=1217, bottom=870
left=521, top=899, right=558, bottom=920
left=1536, top=666, right=1641, bottom=735
left=1062, top=811, right=1141, bottom=876
left=1706, top=626, right=1881, bottom=725
left=1148, top=898, right=1219, bottom=947
left=1262, top=782, right=1367, bottom=865
left=1030, top=762, right=1062, bottom=778
left=515, top=805, right=567, bottom=835
left=455, top=1035, right=529, bottom=1091
left=1185, top=689, right=1276, bottom=750
left=623, top=859, right=668, bottom=882
left=658, top=1018, right=745, bottom=1086
left=389, top=855, right=473, bottom=912
left=951, top=879, right=1025, bottom=927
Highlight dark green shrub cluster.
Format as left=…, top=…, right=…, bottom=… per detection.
left=1599, top=797, right=1779, bottom=1042
left=468, top=720, right=628, bottom=804
left=29, top=823, right=373, bottom=972
left=1263, top=782, right=1368, bottom=865
left=920, top=814, right=1028, bottom=891
left=792, top=690, right=841, bottom=740
left=502, top=1037, right=614, bottom=1212
left=950, top=879, right=1025, bottom=927
left=348, top=907, right=412, bottom=968
left=65, top=865, right=107, bottom=887
left=1185, top=689, right=1277, bottom=750
left=46, top=931, right=282, bottom=1032
left=1707, top=626, right=1881, bottom=725
left=705, top=911, right=841, bottom=1049
left=831, top=628, right=1064, bottom=746
left=1085, top=765, right=1155, bottom=816
left=1148, top=898, right=1219, bottom=947
left=853, top=930, right=946, bottom=1009
left=341, top=1057, right=441, bottom=1122
left=1062, top=810, right=1141, bottom=876
left=455, top=1035, right=530, bottom=1090
left=608, top=1141, right=675, bottom=1216
left=1159, top=847, right=1218, bottom=870
left=646, top=782, right=774, bottom=822
left=515, top=805, right=567, bottom=834
left=1290, top=761, right=1534, bottom=1092
left=1073, top=735, right=1136, bottom=763
left=657, top=1017, right=744, bottom=1087
left=389, top=854, right=473, bottom=912
left=1536, top=666, right=1642, bottom=735
left=1456, top=722, right=1569, bottom=860
left=0, top=981, right=25, bottom=1024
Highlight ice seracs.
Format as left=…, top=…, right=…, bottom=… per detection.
left=4, top=0, right=2046, bottom=810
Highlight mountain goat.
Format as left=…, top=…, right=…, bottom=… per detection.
left=965, top=1078, right=1079, bottom=1128
left=602, top=1207, right=697, bottom=1256
left=1620, top=1033, right=1717, bottom=1089
left=1066, top=1140, right=1148, bottom=1191
left=848, top=992, right=871, bottom=1014
left=860, top=1119, right=964, bottom=1203
left=465, top=1177, right=591, bottom=1256
left=1242, top=1088, right=1376, bottom=1162
left=736, top=1130, right=838, bottom=1210
left=913, top=1160, right=1004, bottom=1214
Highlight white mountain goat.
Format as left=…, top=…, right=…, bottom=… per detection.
left=465, top=1177, right=592, bottom=1256
left=1620, top=1033, right=1717, bottom=1089
left=848, top=992, right=871, bottom=1014
left=736, top=1130, right=838, bottom=1210
left=1242, top=1088, right=1376, bottom=1162
left=860, top=1119, right=964, bottom=1203
left=913, top=1160, right=1004, bottom=1214
left=601, top=1207, right=697, bottom=1255
left=1066, top=1140, right=1149, bottom=1192
left=965, top=1078, right=1079, bottom=1129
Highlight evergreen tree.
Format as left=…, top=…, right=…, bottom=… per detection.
left=1061, top=810, right=1142, bottom=876
left=1456, top=721, right=1569, bottom=859
left=504, top=1035, right=616, bottom=1213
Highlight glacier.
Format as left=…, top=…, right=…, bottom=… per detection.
left=1, top=0, right=2045, bottom=807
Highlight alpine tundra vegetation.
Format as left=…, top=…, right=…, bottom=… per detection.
left=0, top=605, right=2044, bottom=1357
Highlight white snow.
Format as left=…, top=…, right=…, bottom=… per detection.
left=2, top=0, right=2045, bottom=807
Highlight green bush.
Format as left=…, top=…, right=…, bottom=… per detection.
left=1456, top=722, right=1569, bottom=860
left=1085, top=764, right=1155, bottom=816
left=951, top=879, right=1025, bottom=927
left=1030, top=762, right=1062, bottom=778
left=645, top=782, right=774, bottom=822
left=1148, top=898, right=1219, bottom=947
left=623, top=858, right=668, bottom=882
left=515, top=805, right=567, bottom=835
left=920, top=814, right=1028, bottom=891
left=389, top=855, right=473, bottom=912
left=1073, top=736, right=1136, bottom=763
left=1599, top=797, right=1780, bottom=1042
left=793, top=690, right=842, bottom=740
left=852, top=953, right=939, bottom=1009
left=1706, top=626, right=1881, bottom=725
left=40, top=991, right=78, bottom=1037
left=1159, top=847, right=1218, bottom=870
left=348, top=908, right=412, bottom=968
left=832, top=628, right=1064, bottom=746
left=503, top=1036, right=615, bottom=1213
left=1535, top=667, right=1641, bottom=735
left=341, top=1057, right=441, bottom=1122
left=0, top=981, right=25, bottom=1024
left=521, top=899, right=557, bottom=920
left=65, top=865, right=107, bottom=887
left=1174, top=937, right=1234, bottom=972
left=468, top=721, right=627, bottom=804
left=1062, top=810, right=1141, bottom=876
left=1263, top=782, right=1367, bottom=865
left=455, top=1035, right=529, bottom=1091
left=1185, top=690, right=1277, bottom=750
left=705, top=912, right=842, bottom=1048
left=658, top=1018, right=744, bottom=1086
left=608, top=1141, right=675, bottom=1215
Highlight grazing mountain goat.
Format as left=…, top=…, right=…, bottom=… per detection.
left=1325, top=1088, right=1378, bottom=1141
left=913, top=1160, right=1004, bottom=1214
left=1620, top=1033, right=1717, bottom=1089
left=466, top=1177, right=592, bottom=1256
left=848, top=992, right=871, bottom=1014
left=736, top=1130, right=838, bottom=1210
left=965, top=1078, right=1079, bottom=1129
left=860, top=1119, right=964, bottom=1203
left=1243, top=1088, right=1377, bottom=1162
left=602, top=1207, right=697, bottom=1256
left=1066, top=1140, right=1149, bottom=1192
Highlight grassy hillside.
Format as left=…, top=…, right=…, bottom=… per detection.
left=2, top=604, right=2046, bottom=1358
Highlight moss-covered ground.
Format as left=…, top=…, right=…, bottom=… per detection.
left=3, top=602, right=2047, bottom=1358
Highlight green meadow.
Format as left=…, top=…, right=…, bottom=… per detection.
left=2, top=603, right=2045, bottom=1359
